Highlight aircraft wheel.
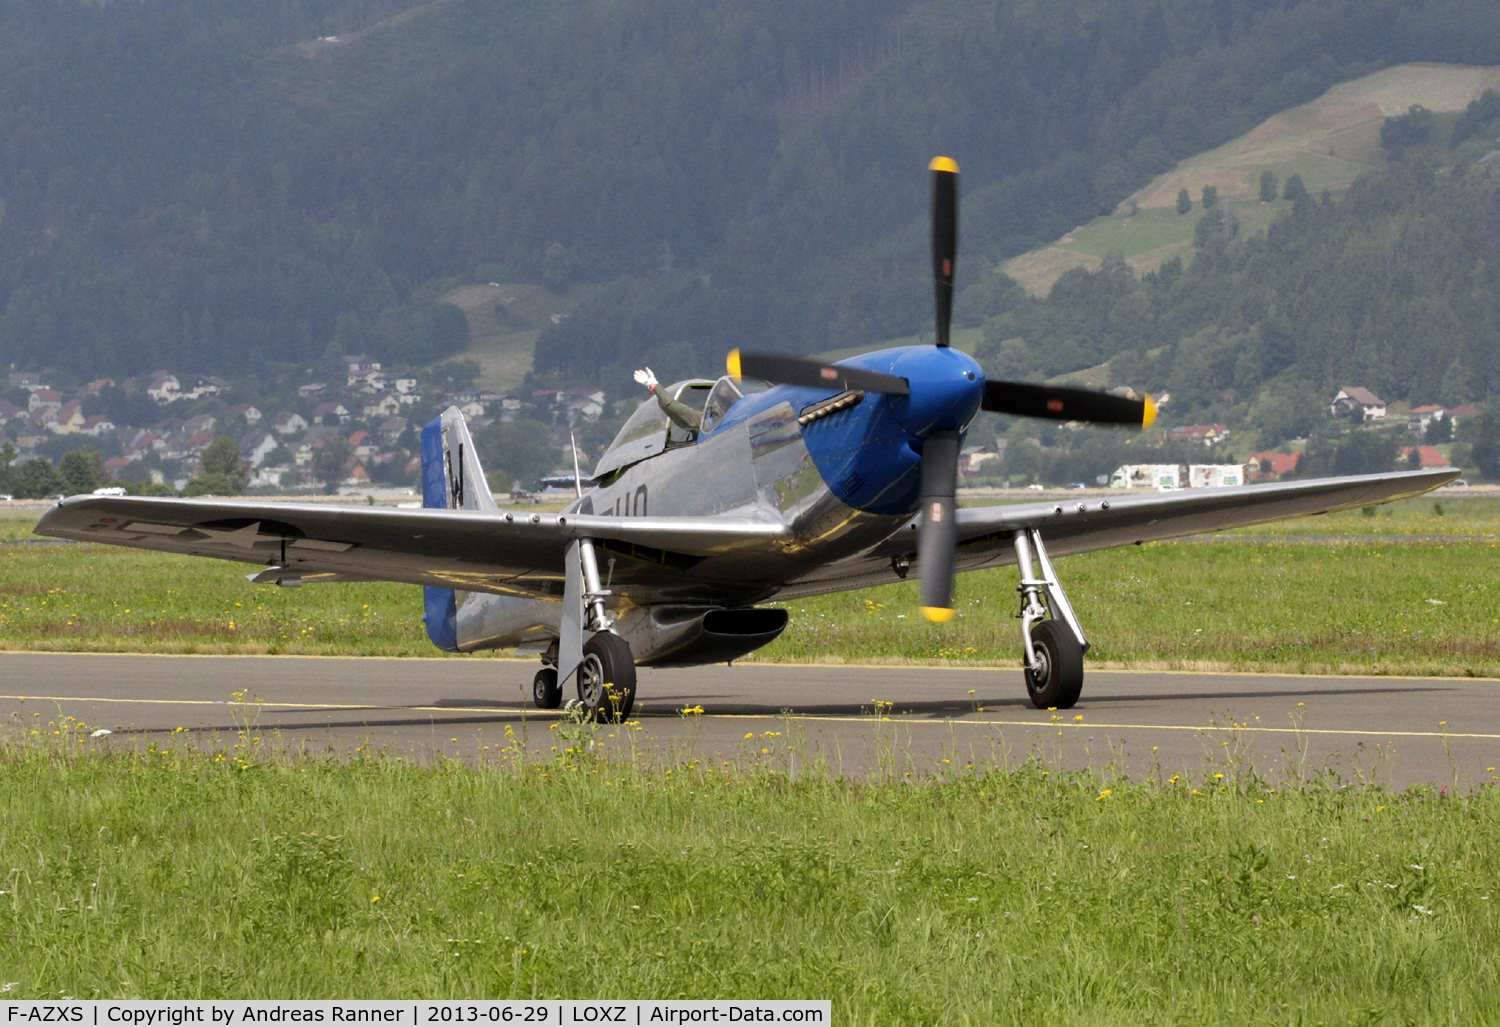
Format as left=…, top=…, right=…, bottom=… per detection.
left=1025, top=620, right=1084, bottom=710
left=532, top=666, right=561, bottom=710
left=576, top=632, right=637, bottom=722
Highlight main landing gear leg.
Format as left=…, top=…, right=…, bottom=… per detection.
left=1013, top=528, right=1088, bottom=710
left=536, top=536, right=637, bottom=721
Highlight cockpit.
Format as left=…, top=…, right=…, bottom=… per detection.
left=592, top=376, right=767, bottom=481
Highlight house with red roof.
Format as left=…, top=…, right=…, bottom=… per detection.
left=1399, top=445, right=1453, bottom=469
left=1447, top=404, right=1480, bottom=427
left=1249, top=452, right=1300, bottom=479
left=1167, top=424, right=1230, bottom=445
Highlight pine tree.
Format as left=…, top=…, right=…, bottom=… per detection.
left=1259, top=170, right=1278, bottom=202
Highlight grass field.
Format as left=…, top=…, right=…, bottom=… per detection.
left=1, top=734, right=1498, bottom=1019
left=2, top=495, right=1498, bottom=675
left=442, top=282, right=597, bottom=393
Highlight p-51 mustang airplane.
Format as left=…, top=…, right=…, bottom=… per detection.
left=36, top=158, right=1455, bottom=718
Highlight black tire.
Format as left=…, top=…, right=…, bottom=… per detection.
left=1025, top=619, right=1084, bottom=710
left=532, top=666, right=561, bottom=710
left=576, top=632, right=637, bottom=722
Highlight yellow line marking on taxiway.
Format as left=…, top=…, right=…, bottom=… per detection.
left=1, top=650, right=1496, bottom=682
left=3, top=694, right=1499, bottom=741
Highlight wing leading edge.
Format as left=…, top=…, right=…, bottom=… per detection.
left=33, top=496, right=786, bottom=599
left=780, top=468, right=1458, bottom=600
left=930, top=467, right=1458, bottom=565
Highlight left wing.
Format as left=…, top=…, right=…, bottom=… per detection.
left=944, top=467, right=1459, bottom=564
left=34, top=496, right=786, bottom=600
left=781, top=468, right=1457, bottom=598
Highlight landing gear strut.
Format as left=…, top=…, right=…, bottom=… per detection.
left=533, top=534, right=638, bottom=722
left=1013, top=527, right=1087, bottom=710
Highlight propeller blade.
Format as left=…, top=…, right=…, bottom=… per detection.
left=930, top=156, right=959, bottom=348
left=917, top=429, right=960, bottom=622
left=728, top=349, right=909, bottom=396
left=983, top=380, right=1157, bottom=428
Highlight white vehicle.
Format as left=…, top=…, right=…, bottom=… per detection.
left=91, top=486, right=127, bottom=497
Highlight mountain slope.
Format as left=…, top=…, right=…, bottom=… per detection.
left=7, top=0, right=1500, bottom=386
left=1000, top=62, right=1500, bottom=295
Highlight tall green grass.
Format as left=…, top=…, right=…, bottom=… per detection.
left=1, top=724, right=1498, bottom=1021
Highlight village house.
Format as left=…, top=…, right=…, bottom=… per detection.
left=269, top=411, right=309, bottom=436
left=104, top=456, right=138, bottom=479
left=1447, top=403, right=1480, bottom=427
left=348, top=430, right=376, bottom=458
left=28, top=388, right=62, bottom=413
left=0, top=400, right=25, bottom=425
left=48, top=405, right=87, bottom=435
left=81, top=415, right=115, bottom=438
left=240, top=431, right=279, bottom=468
left=227, top=403, right=263, bottom=425
left=147, top=374, right=181, bottom=404
left=182, top=376, right=230, bottom=400
left=248, top=463, right=292, bottom=490
left=312, top=402, right=350, bottom=426
left=1249, top=452, right=1301, bottom=480
left=960, top=446, right=1001, bottom=475
left=297, top=382, right=327, bottom=398
left=1331, top=387, right=1386, bottom=420
left=182, top=413, right=217, bottom=436
left=377, top=417, right=410, bottom=443
left=8, top=372, right=43, bottom=391
left=391, top=375, right=418, bottom=395
left=1167, top=423, right=1230, bottom=445
left=1407, top=404, right=1445, bottom=436
left=362, top=394, right=402, bottom=419
left=48, top=401, right=85, bottom=431
left=1400, top=445, right=1454, bottom=469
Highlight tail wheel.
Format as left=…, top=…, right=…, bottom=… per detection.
left=577, top=632, right=637, bottom=722
left=532, top=666, right=561, bottom=710
left=1025, top=619, right=1084, bottom=710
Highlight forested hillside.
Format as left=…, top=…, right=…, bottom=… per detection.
left=8, top=0, right=1500, bottom=387
left=972, top=102, right=1500, bottom=437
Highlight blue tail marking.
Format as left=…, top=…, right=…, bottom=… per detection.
left=420, top=416, right=459, bottom=652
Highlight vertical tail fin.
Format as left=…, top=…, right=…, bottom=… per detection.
left=419, top=406, right=496, bottom=652
left=420, top=406, right=499, bottom=512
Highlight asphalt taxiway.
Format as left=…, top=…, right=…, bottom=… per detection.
left=1, top=652, right=1496, bottom=789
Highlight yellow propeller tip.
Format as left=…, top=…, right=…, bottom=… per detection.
left=1142, top=393, right=1157, bottom=429
left=726, top=349, right=742, bottom=379
left=928, top=156, right=959, bottom=174
left=920, top=606, right=955, bottom=623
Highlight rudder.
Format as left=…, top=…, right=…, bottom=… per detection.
left=419, top=406, right=497, bottom=651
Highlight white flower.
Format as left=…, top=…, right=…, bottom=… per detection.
left=90, top=728, right=112, bottom=738
left=1413, top=905, right=1434, bottom=916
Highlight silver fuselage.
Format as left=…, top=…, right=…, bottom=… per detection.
left=454, top=396, right=913, bottom=660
